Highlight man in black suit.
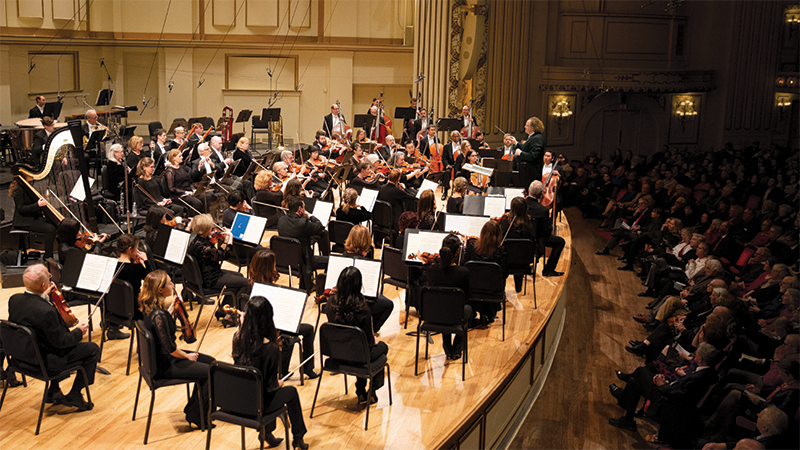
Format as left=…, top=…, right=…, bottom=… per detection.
left=510, top=117, right=545, bottom=187
left=149, top=128, right=169, bottom=176
left=459, top=105, right=477, bottom=129
left=525, top=180, right=565, bottom=277
left=410, top=108, right=431, bottom=145
left=710, top=221, right=742, bottom=264
left=29, top=95, right=46, bottom=119
left=608, top=342, right=721, bottom=431
left=186, top=123, right=206, bottom=162
left=277, top=196, right=331, bottom=292
left=30, top=116, right=56, bottom=168
left=190, top=143, right=226, bottom=181
left=322, top=104, right=348, bottom=138
left=438, top=130, right=463, bottom=200
left=8, top=264, right=98, bottom=411
left=378, top=168, right=417, bottom=233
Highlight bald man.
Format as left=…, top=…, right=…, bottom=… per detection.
left=8, top=264, right=99, bottom=411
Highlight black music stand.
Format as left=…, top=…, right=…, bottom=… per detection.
left=394, top=107, right=415, bottom=122
left=353, top=114, right=375, bottom=133
left=96, top=89, right=114, bottom=107
left=437, top=118, right=462, bottom=133
left=167, top=119, right=188, bottom=136
left=43, top=101, right=63, bottom=120
left=261, top=108, right=280, bottom=151
left=235, top=109, right=252, bottom=134
left=187, top=117, right=208, bottom=131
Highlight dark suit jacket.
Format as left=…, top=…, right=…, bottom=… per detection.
left=322, top=113, right=347, bottom=137
left=378, top=182, right=417, bottom=229
left=418, top=136, right=439, bottom=159
left=8, top=292, right=83, bottom=369
left=711, top=234, right=742, bottom=263
left=190, top=158, right=225, bottom=181
left=442, top=142, right=459, bottom=169
left=151, top=142, right=169, bottom=176
left=29, top=106, right=44, bottom=119
left=31, top=130, right=49, bottom=167
left=525, top=196, right=552, bottom=254
left=655, top=366, right=718, bottom=410
left=232, top=149, right=252, bottom=177
left=12, top=182, right=46, bottom=227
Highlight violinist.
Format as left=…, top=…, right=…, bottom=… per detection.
left=9, top=264, right=99, bottom=411
left=391, top=151, right=424, bottom=191
left=253, top=170, right=284, bottom=227
left=310, top=130, right=330, bottom=158
left=115, top=233, right=149, bottom=320
left=336, top=188, right=371, bottom=225
left=231, top=296, right=310, bottom=450
left=169, top=126, right=186, bottom=150
left=9, top=172, right=57, bottom=260
left=56, top=218, right=106, bottom=266
left=500, top=197, right=536, bottom=292
left=272, top=161, right=292, bottom=186
left=231, top=136, right=253, bottom=177
left=222, top=190, right=266, bottom=264
left=149, top=128, right=169, bottom=176
left=342, top=225, right=395, bottom=333
left=139, top=270, right=215, bottom=429
left=134, top=157, right=186, bottom=217
left=417, top=189, right=437, bottom=230
left=377, top=169, right=417, bottom=240
left=240, top=249, right=319, bottom=381
left=304, top=147, right=331, bottom=198
left=280, top=150, right=301, bottom=173
left=187, top=214, right=250, bottom=315
left=447, top=177, right=468, bottom=214
left=277, top=197, right=331, bottom=293
left=463, top=220, right=508, bottom=325
left=348, top=142, right=365, bottom=168
left=164, top=149, right=207, bottom=216
left=350, top=161, right=381, bottom=189
left=143, top=205, right=189, bottom=249
left=281, top=179, right=305, bottom=209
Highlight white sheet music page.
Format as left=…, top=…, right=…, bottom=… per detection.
left=250, top=283, right=307, bottom=334
left=484, top=196, right=506, bottom=217
left=311, top=201, right=334, bottom=227
left=445, top=214, right=488, bottom=238
left=98, top=257, right=118, bottom=294
left=356, top=188, right=379, bottom=213
left=404, top=230, right=447, bottom=261
left=417, top=178, right=439, bottom=198
left=164, top=228, right=191, bottom=264
left=242, top=214, right=267, bottom=244
left=354, top=259, right=382, bottom=297
left=76, top=253, right=108, bottom=291
left=69, top=176, right=95, bottom=202
left=324, top=255, right=354, bottom=291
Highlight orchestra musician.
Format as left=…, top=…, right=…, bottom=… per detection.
left=149, top=128, right=169, bottom=176
left=105, top=144, right=127, bottom=203
left=509, top=117, right=546, bottom=187
left=31, top=116, right=56, bottom=168
left=209, top=136, right=255, bottom=199
left=447, top=177, right=468, bottom=214
left=377, top=135, right=398, bottom=162
left=304, top=147, right=331, bottom=198
left=368, top=105, right=389, bottom=143
left=143, top=205, right=190, bottom=249
left=349, top=161, right=382, bottom=189
left=252, top=170, right=284, bottom=227
left=377, top=169, right=418, bottom=241
left=281, top=179, right=305, bottom=209
left=221, top=189, right=254, bottom=229
left=231, top=136, right=253, bottom=178
left=341, top=225, right=395, bottom=333
left=9, top=264, right=99, bottom=411
left=323, top=103, right=347, bottom=138
left=460, top=105, right=477, bottom=129
left=139, top=270, right=215, bottom=430
left=497, top=133, right=518, bottom=169
left=325, top=266, right=389, bottom=405
left=348, top=141, right=365, bottom=168
left=272, top=161, right=292, bottom=187
left=29, top=95, right=46, bottom=118
left=240, top=249, right=320, bottom=381
left=463, top=220, right=508, bottom=325
left=416, top=189, right=436, bottom=230
left=186, top=123, right=206, bottom=161
left=500, top=197, right=537, bottom=292
left=411, top=108, right=430, bottom=144
left=169, top=126, right=186, bottom=150
left=336, top=188, right=371, bottom=225
left=277, top=196, right=331, bottom=293
left=82, top=109, right=108, bottom=163
left=164, top=149, right=207, bottom=216
left=115, top=233, right=150, bottom=321
left=309, top=130, right=330, bottom=158
left=190, top=143, right=225, bottom=181
left=454, top=145, right=476, bottom=182
left=126, top=135, right=148, bottom=171
left=231, top=295, right=310, bottom=450
left=441, top=129, right=463, bottom=199
left=525, top=180, right=565, bottom=277
left=9, top=173, right=57, bottom=260
left=390, top=151, right=425, bottom=192
left=418, top=124, right=438, bottom=159
left=134, top=157, right=185, bottom=217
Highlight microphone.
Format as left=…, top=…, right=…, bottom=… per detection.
left=168, top=81, right=174, bottom=93
left=28, top=62, right=36, bottom=74
left=266, top=68, right=273, bottom=77
left=100, top=58, right=105, bottom=67
left=198, top=79, right=205, bottom=88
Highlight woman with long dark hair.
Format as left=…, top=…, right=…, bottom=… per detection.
left=464, top=220, right=508, bottom=324
left=500, top=197, right=536, bottom=293
left=325, top=267, right=389, bottom=404
left=232, top=296, right=309, bottom=450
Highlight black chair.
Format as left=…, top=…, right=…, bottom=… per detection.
left=310, top=323, right=392, bottom=430
left=8, top=229, right=39, bottom=268
left=314, top=272, right=328, bottom=334
left=0, top=320, right=93, bottom=435
left=102, top=279, right=137, bottom=375
left=205, top=361, right=290, bottom=450
left=372, top=200, right=393, bottom=247
left=181, top=254, right=225, bottom=326
left=132, top=320, right=203, bottom=444
left=328, top=220, right=354, bottom=254
left=504, top=238, right=537, bottom=305
left=269, top=236, right=304, bottom=289
left=415, top=287, right=469, bottom=380
left=148, top=121, right=164, bottom=138
left=379, top=246, right=410, bottom=328
left=465, top=261, right=507, bottom=341
left=226, top=242, right=255, bottom=274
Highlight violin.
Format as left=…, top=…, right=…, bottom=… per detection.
left=50, top=284, right=79, bottom=327
left=314, top=287, right=336, bottom=304
left=74, top=231, right=106, bottom=251
left=172, top=293, right=196, bottom=343
left=208, top=226, right=227, bottom=245
left=364, top=170, right=385, bottom=184
left=408, top=251, right=439, bottom=264
left=491, top=212, right=510, bottom=224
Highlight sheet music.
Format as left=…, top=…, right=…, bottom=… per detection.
left=505, top=191, right=517, bottom=210
left=164, top=228, right=191, bottom=264
left=69, top=176, right=95, bottom=202
left=462, top=163, right=494, bottom=177
left=484, top=196, right=506, bottom=217
left=324, top=255, right=353, bottom=291
left=250, top=283, right=307, bottom=334
left=444, top=214, right=489, bottom=238
left=357, top=188, right=379, bottom=213
left=76, top=254, right=113, bottom=292
left=98, top=257, right=118, bottom=294
left=404, top=230, right=448, bottom=261
left=417, top=179, right=439, bottom=198
left=354, top=259, right=382, bottom=298
left=310, top=201, right=334, bottom=227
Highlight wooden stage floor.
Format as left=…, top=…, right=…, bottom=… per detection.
left=0, top=219, right=571, bottom=450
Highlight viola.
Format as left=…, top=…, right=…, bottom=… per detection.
left=491, top=212, right=510, bottom=224
left=408, top=251, right=439, bottom=264
left=74, top=231, right=101, bottom=251
left=208, top=226, right=227, bottom=245
left=173, top=293, right=197, bottom=343
left=364, top=170, right=385, bottom=184
left=50, top=284, right=79, bottom=327
left=314, top=287, right=336, bottom=304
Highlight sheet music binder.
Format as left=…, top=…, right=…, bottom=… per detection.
left=353, top=114, right=375, bottom=130
left=230, top=212, right=268, bottom=245
left=462, top=195, right=507, bottom=217
left=43, top=101, right=63, bottom=120
left=61, top=251, right=118, bottom=294
left=401, top=228, right=451, bottom=263
left=249, top=282, right=308, bottom=334
left=152, top=223, right=192, bottom=265
left=323, top=255, right=382, bottom=298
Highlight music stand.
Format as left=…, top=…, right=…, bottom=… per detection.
left=235, top=109, right=252, bottom=134
left=167, top=119, right=188, bottom=136
left=96, top=89, right=114, bottom=107
left=187, top=117, right=207, bottom=131
left=43, top=101, right=63, bottom=120
left=353, top=114, right=375, bottom=132
left=394, top=107, right=416, bottom=121
left=119, top=125, right=137, bottom=141
left=436, top=118, right=462, bottom=133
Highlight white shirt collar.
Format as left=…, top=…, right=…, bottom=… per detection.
left=25, top=289, right=49, bottom=301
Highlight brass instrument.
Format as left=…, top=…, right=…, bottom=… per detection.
left=271, top=115, right=284, bottom=147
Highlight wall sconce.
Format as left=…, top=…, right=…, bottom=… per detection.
left=785, top=6, right=800, bottom=23
left=776, top=77, right=786, bottom=87
left=777, top=95, right=792, bottom=121
left=674, top=98, right=698, bottom=130
left=551, top=98, right=573, bottom=131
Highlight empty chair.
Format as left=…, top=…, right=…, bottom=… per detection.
left=328, top=220, right=355, bottom=254
left=505, top=238, right=537, bottom=301
left=269, top=235, right=305, bottom=289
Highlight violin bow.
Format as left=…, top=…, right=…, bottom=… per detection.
left=280, top=351, right=320, bottom=382
left=195, top=286, right=226, bottom=353
left=500, top=213, right=516, bottom=245
left=88, top=262, right=127, bottom=320
left=47, top=189, right=102, bottom=239
left=97, top=202, right=125, bottom=235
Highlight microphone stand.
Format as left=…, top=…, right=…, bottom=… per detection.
left=123, top=162, right=131, bottom=233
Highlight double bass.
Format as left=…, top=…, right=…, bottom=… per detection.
left=461, top=101, right=479, bottom=139
left=370, top=92, right=393, bottom=145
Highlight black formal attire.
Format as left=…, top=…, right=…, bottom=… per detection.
left=232, top=341, right=307, bottom=439
left=341, top=251, right=395, bottom=333
left=209, top=147, right=256, bottom=199
left=615, top=365, right=717, bottom=420
left=322, top=113, right=348, bottom=138
left=525, top=196, right=565, bottom=273
left=336, top=205, right=371, bottom=225
left=105, top=161, right=126, bottom=202
left=144, top=307, right=215, bottom=426
left=418, top=135, right=440, bottom=160
left=516, top=132, right=544, bottom=187
left=460, top=115, right=478, bottom=129
left=134, top=177, right=185, bottom=217
left=186, top=132, right=205, bottom=162
left=12, top=182, right=56, bottom=259
left=410, top=118, right=431, bottom=145
left=232, top=148, right=252, bottom=177
left=30, top=129, right=51, bottom=168
left=377, top=182, right=417, bottom=232
left=325, top=304, right=388, bottom=396
left=423, top=264, right=471, bottom=355
left=309, top=141, right=329, bottom=159
left=446, top=196, right=464, bottom=214
left=710, top=233, right=742, bottom=264
left=464, top=240, right=508, bottom=320
left=8, top=291, right=99, bottom=394
left=187, top=235, right=249, bottom=297
left=150, top=142, right=169, bottom=176
left=253, top=189, right=284, bottom=228
left=190, top=156, right=225, bottom=181
left=163, top=164, right=206, bottom=215
left=277, top=212, right=331, bottom=291
left=126, top=151, right=147, bottom=173
left=116, top=261, right=149, bottom=320
left=29, top=105, right=44, bottom=119
left=349, top=174, right=381, bottom=190
left=501, top=218, right=537, bottom=291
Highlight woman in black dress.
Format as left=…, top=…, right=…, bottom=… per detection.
left=253, top=170, right=284, bottom=228
left=163, top=149, right=206, bottom=216
left=231, top=296, right=309, bottom=449
left=446, top=177, right=467, bottom=213
left=416, top=189, right=436, bottom=230
left=134, top=157, right=185, bottom=217
left=325, top=267, right=389, bottom=404
left=232, top=136, right=253, bottom=178
left=116, top=233, right=150, bottom=320
left=342, top=225, right=394, bottom=333
left=336, top=188, right=371, bottom=224
left=9, top=174, right=57, bottom=259
left=500, top=197, right=536, bottom=293
left=140, top=270, right=215, bottom=429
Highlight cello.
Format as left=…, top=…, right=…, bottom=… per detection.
left=540, top=162, right=560, bottom=209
